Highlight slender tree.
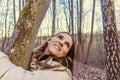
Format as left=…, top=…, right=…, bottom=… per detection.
left=79, top=0, right=82, bottom=46
left=2, top=0, right=9, bottom=52
left=84, top=0, right=96, bottom=64
left=19, top=0, right=21, bottom=15
left=101, top=0, right=120, bottom=79
left=6, top=0, right=51, bottom=70
left=13, top=0, right=16, bottom=27
left=68, top=0, right=71, bottom=33
left=52, top=0, right=56, bottom=35
left=67, top=0, right=74, bottom=34
left=76, top=0, right=83, bottom=61
left=63, top=2, right=69, bottom=31
left=22, top=0, right=25, bottom=8
left=71, top=0, right=74, bottom=34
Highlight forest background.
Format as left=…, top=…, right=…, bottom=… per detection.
left=0, top=0, right=120, bottom=79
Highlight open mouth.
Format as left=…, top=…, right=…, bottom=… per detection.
left=54, top=44, right=60, bottom=51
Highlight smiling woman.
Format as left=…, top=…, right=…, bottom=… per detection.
left=0, top=32, right=75, bottom=80
left=30, top=31, right=75, bottom=74
left=44, top=32, right=73, bottom=57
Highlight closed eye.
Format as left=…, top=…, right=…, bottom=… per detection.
left=65, top=42, right=70, bottom=48
left=57, top=35, right=63, bottom=40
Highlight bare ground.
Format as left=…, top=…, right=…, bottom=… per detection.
left=73, top=59, right=107, bottom=80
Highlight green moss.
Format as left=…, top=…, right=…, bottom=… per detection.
left=20, top=7, right=32, bottom=20
left=21, top=7, right=28, bottom=17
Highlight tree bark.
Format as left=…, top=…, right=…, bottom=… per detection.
left=52, top=0, right=56, bottom=35
left=2, top=0, right=9, bottom=52
left=84, top=0, right=96, bottom=64
left=68, top=0, right=71, bottom=33
left=22, top=0, right=25, bottom=8
left=6, top=0, right=51, bottom=70
left=101, top=0, right=120, bottom=79
left=71, top=0, right=74, bottom=35
left=13, top=0, right=16, bottom=27
left=76, top=0, right=83, bottom=61
left=19, top=0, right=21, bottom=15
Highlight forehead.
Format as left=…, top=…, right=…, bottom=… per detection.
left=56, top=33, right=73, bottom=44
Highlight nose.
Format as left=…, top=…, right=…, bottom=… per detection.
left=58, top=41, right=64, bottom=47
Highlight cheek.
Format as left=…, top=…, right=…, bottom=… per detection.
left=47, top=40, right=55, bottom=48
left=62, top=48, right=69, bottom=56
left=47, top=43, right=59, bottom=55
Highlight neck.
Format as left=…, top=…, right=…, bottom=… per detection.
left=44, top=48, right=50, bottom=55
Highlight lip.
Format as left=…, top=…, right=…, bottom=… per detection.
left=54, top=44, right=61, bottom=51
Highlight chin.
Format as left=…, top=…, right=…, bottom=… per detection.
left=48, top=48, right=58, bottom=56
left=51, top=52, right=58, bottom=57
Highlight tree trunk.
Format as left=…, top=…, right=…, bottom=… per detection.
left=71, top=0, right=74, bottom=35
left=22, top=0, right=25, bottom=8
left=19, top=0, right=21, bottom=15
left=63, top=4, right=69, bottom=30
left=6, top=0, right=51, bottom=70
left=78, top=0, right=82, bottom=45
left=13, top=0, right=16, bottom=27
left=84, top=0, right=96, bottom=64
left=2, top=0, right=9, bottom=52
left=76, top=0, right=83, bottom=61
left=52, top=0, right=56, bottom=35
left=101, top=0, right=120, bottom=79
left=68, top=0, right=71, bottom=33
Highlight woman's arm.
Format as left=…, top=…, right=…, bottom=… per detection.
left=32, top=70, right=72, bottom=80
left=0, top=51, right=72, bottom=80
left=0, top=51, right=15, bottom=77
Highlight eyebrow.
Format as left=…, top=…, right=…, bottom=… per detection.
left=58, top=34, right=71, bottom=48
left=57, top=35, right=64, bottom=39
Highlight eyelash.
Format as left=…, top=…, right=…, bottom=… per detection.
left=65, top=42, right=69, bottom=48
left=57, top=35, right=63, bottom=39
left=57, top=35, right=70, bottom=48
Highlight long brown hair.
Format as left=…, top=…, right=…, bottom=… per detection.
left=31, top=32, right=75, bottom=73
left=53, top=32, right=75, bottom=73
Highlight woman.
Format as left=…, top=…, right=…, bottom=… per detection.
left=0, top=32, right=74, bottom=80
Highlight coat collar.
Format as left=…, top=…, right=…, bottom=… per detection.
left=38, top=57, right=67, bottom=71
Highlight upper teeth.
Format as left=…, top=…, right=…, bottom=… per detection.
left=55, top=45, right=59, bottom=50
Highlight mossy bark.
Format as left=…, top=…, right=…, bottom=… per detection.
left=6, top=0, right=51, bottom=70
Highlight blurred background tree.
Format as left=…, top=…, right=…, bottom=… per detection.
left=0, top=0, right=120, bottom=79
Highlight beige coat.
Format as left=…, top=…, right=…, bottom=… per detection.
left=0, top=51, right=72, bottom=80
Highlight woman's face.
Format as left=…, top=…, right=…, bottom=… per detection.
left=45, top=33, right=73, bottom=57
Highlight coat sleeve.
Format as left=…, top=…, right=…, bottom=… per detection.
left=0, top=51, right=72, bottom=80
left=32, top=70, right=72, bottom=80
left=0, top=51, right=15, bottom=78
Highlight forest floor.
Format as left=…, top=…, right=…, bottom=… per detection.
left=73, top=59, right=107, bottom=80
